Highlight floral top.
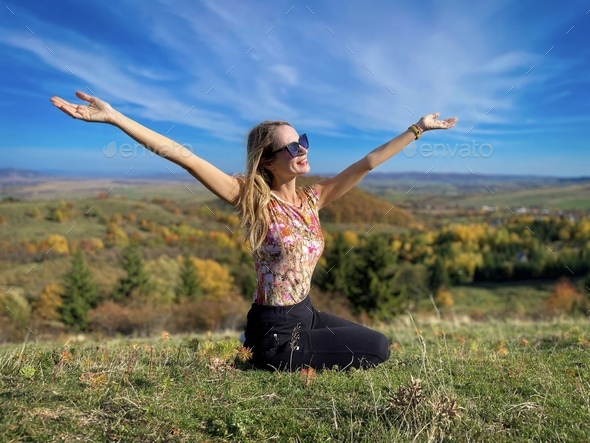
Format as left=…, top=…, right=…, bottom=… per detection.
left=253, top=186, right=324, bottom=306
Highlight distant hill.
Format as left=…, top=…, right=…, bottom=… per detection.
left=358, top=171, right=590, bottom=199
left=2, top=168, right=589, bottom=213
left=2, top=168, right=588, bottom=187
left=0, top=168, right=56, bottom=183
left=360, top=171, right=590, bottom=188
left=0, top=168, right=198, bottom=183
left=297, top=176, right=414, bottom=226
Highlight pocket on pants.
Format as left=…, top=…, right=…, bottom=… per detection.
left=255, top=331, right=281, bottom=360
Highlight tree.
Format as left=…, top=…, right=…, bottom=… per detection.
left=176, top=253, right=203, bottom=302
left=428, top=257, right=450, bottom=292
left=315, top=232, right=359, bottom=300
left=106, top=221, right=129, bottom=247
left=41, top=234, right=70, bottom=255
left=113, top=244, right=150, bottom=302
left=60, top=250, right=98, bottom=331
left=353, top=234, right=397, bottom=315
left=391, top=263, right=430, bottom=312
left=33, top=283, right=63, bottom=322
left=192, top=258, right=235, bottom=299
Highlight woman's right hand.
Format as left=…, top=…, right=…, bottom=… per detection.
left=50, top=91, right=116, bottom=124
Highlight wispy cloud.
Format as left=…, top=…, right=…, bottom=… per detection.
left=0, top=0, right=588, bottom=176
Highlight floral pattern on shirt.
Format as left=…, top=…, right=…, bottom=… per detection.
left=253, top=186, right=324, bottom=306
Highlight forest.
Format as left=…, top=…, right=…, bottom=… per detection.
left=1, top=177, right=589, bottom=343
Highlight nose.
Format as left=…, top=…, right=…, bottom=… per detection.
left=297, top=144, right=307, bottom=156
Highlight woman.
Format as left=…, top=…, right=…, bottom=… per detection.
left=51, top=91, right=457, bottom=370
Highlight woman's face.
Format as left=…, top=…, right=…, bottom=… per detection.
left=265, top=125, right=310, bottom=179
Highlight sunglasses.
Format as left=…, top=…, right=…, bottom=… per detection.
left=272, top=134, right=309, bottom=158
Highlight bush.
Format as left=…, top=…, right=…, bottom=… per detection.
left=545, top=278, right=583, bottom=316
left=434, top=288, right=454, bottom=308
left=89, top=301, right=133, bottom=336
left=168, top=294, right=248, bottom=333
left=0, top=287, right=31, bottom=342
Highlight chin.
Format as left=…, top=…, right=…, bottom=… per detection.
left=297, top=165, right=310, bottom=175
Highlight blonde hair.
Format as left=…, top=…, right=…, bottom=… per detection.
left=235, top=121, right=290, bottom=253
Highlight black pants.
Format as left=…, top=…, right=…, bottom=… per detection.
left=243, top=296, right=390, bottom=371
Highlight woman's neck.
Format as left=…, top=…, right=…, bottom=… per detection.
left=270, top=179, right=300, bottom=206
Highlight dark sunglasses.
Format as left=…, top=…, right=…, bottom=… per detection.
left=272, top=134, right=309, bottom=158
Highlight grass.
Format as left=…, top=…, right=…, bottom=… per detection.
left=0, top=196, right=229, bottom=243
left=420, top=281, right=557, bottom=320
left=0, top=179, right=213, bottom=202
left=1, top=317, right=589, bottom=442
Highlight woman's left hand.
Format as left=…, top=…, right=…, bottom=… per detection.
left=416, top=113, right=458, bottom=132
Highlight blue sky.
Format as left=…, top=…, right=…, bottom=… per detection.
left=1, top=0, right=589, bottom=178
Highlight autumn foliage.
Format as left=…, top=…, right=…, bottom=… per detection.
left=545, top=278, right=585, bottom=316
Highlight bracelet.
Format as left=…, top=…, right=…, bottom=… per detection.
left=408, top=124, right=423, bottom=140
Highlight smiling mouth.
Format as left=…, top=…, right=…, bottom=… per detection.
left=297, top=158, right=308, bottom=165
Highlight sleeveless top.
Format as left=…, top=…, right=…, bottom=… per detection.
left=252, top=186, right=324, bottom=306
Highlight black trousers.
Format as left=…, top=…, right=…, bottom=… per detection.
left=243, top=296, right=390, bottom=371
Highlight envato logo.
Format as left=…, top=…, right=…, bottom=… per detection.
left=102, top=141, right=194, bottom=159
left=403, top=140, right=493, bottom=158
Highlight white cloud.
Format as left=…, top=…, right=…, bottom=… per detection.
left=269, top=65, right=298, bottom=86
left=0, top=0, right=587, bottom=177
left=0, top=27, right=245, bottom=142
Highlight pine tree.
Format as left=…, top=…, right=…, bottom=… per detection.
left=353, top=234, right=397, bottom=314
left=428, top=257, right=450, bottom=292
left=60, top=250, right=98, bottom=331
left=113, top=244, right=150, bottom=302
left=316, top=232, right=359, bottom=299
left=176, top=253, right=203, bottom=301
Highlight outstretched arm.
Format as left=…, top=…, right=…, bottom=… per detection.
left=50, top=91, right=241, bottom=205
left=313, top=113, right=457, bottom=210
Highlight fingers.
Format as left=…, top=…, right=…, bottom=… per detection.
left=50, top=96, right=73, bottom=109
left=75, top=91, right=93, bottom=103
left=50, top=96, right=80, bottom=119
left=50, top=97, right=71, bottom=112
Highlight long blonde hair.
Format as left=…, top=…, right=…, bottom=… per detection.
left=235, top=121, right=290, bottom=253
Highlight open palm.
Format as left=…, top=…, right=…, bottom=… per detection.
left=418, top=113, right=458, bottom=131
left=50, top=91, right=115, bottom=123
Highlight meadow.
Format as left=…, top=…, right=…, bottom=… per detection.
left=1, top=316, right=589, bottom=442
left=1, top=173, right=589, bottom=441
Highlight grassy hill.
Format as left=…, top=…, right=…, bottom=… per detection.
left=1, top=317, right=588, bottom=442
left=358, top=172, right=590, bottom=211
left=0, top=174, right=417, bottom=229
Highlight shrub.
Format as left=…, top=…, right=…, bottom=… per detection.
left=169, top=293, right=248, bottom=333
left=0, top=287, right=31, bottom=342
left=434, top=288, right=455, bottom=308
left=74, top=238, right=105, bottom=255
left=88, top=301, right=133, bottom=336
left=40, top=234, right=70, bottom=255
left=545, top=277, right=583, bottom=316
left=32, top=283, right=63, bottom=322
left=26, top=206, right=42, bottom=218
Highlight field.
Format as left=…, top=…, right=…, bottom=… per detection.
left=1, top=172, right=589, bottom=441
left=1, top=317, right=589, bottom=442
left=363, top=183, right=590, bottom=211
left=0, top=178, right=211, bottom=202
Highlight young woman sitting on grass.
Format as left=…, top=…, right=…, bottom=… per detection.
left=51, top=91, right=457, bottom=370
